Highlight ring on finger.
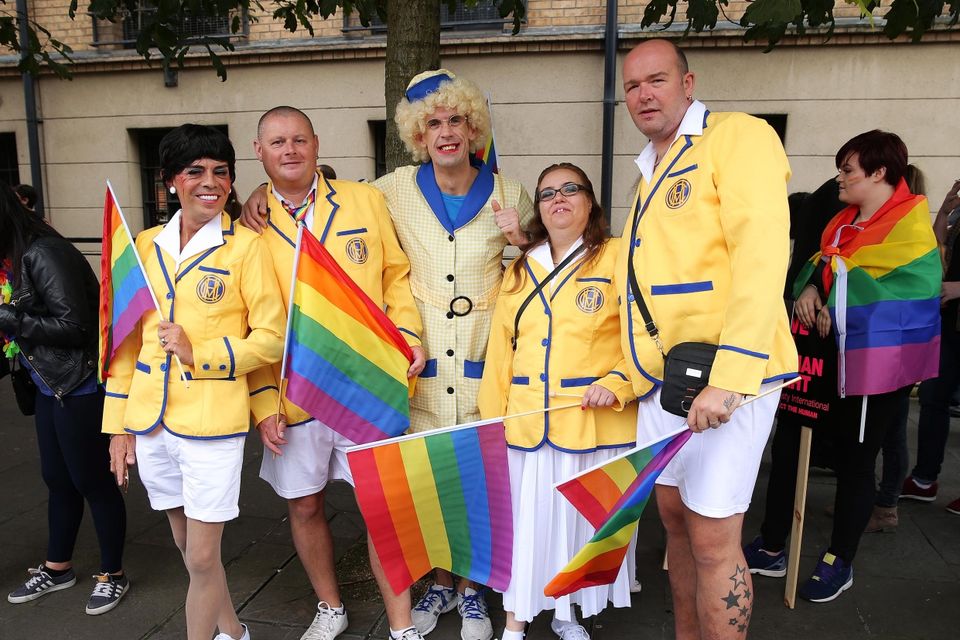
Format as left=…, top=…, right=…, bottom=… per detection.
left=160, top=337, right=168, bottom=346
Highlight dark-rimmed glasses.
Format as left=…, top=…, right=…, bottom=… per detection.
left=538, top=182, right=590, bottom=202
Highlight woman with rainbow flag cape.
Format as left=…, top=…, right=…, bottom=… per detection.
left=0, top=185, right=130, bottom=616
left=478, top=163, right=637, bottom=640
left=103, top=125, right=285, bottom=640
left=745, top=130, right=941, bottom=604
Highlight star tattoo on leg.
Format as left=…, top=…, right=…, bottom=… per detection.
left=722, top=590, right=741, bottom=610
left=729, top=565, right=748, bottom=590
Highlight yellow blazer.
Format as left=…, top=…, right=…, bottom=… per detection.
left=478, top=240, right=636, bottom=451
left=103, top=214, right=285, bottom=438
left=616, top=110, right=798, bottom=399
left=248, top=173, right=423, bottom=427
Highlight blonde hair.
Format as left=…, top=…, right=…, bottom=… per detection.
left=395, top=71, right=491, bottom=164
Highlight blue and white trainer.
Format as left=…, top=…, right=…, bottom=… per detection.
left=7, top=565, right=77, bottom=603
left=798, top=551, right=853, bottom=603
left=411, top=584, right=457, bottom=635
left=458, top=588, right=493, bottom=640
left=743, top=536, right=786, bottom=578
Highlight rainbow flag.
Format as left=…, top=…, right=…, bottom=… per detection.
left=283, top=226, right=413, bottom=444
left=98, top=183, right=155, bottom=382
left=544, top=429, right=692, bottom=598
left=347, top=420, right=513, bottom=595
left=474, top=93, right=499, bottom=173
left=794, top=181, right=941, bottom=396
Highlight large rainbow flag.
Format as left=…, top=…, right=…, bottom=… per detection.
left=347, top=420, right=513, bottom=595
left=793, top=180, right=941, bottom=397
left=98, top=183, right=155, bottom=382
left=544, top=429, right=692, bottom=598
left=283, top=226, right=413, bottom=444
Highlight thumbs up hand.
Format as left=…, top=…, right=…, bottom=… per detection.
left=492, top=200, right=527, bottom=247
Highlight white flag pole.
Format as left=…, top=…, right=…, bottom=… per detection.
left=106, top=180, right=189, bottom=387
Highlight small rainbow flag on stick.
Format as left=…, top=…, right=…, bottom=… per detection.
left=282, top=225, right=413, bottom=444
left=544, top=428, right=692, bottom=598
left=347, top=419, right=513, bottom=595
left=474, top=93, right=499, bottom=173
left=98, top=182, right=157, bottom=382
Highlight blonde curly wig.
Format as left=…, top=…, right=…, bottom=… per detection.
left=395, top=69, right=491, bottom=164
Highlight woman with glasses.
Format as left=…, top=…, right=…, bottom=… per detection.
left=104, top=124, right=285, bottom=640
left=478, top=163, right=637, bottom=640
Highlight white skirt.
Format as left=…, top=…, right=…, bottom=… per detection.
left=499, top=445, right=636, bottom=623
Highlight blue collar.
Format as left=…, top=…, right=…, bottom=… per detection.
left=415, top=158, right=494, bottom=235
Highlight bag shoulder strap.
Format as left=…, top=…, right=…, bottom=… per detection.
left=511, top=244, right=586, bottom=351
left=626, top=194, right=664, bottom=356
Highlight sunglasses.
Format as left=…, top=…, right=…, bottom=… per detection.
left=538, top=182, right=590, bottom=202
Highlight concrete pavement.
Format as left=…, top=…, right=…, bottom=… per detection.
left=1, top=382, right=958, bottom=639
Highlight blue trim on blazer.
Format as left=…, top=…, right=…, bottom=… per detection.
left=105, top=391, right=128, bottom=399
left=576, top=277, right=611, bottom=284
left=549, top=260, right=587, bottom=301
left=398, top=327, right=421, bottom=341
left=762, top=371, right=799, bottom=384
left=224, top=337, right=236, bottom=377
left=421, top=358, right=438, bottom=378
left=415, top=158, right=494, bottom=236
left=650, top=281, right=714, bottom=295
left=336, top=227, right=368, bottom=236
left=177, top=244, right=224, bottom=283
left=135, top=360, right=151, bottom=374
left=560, top=376, right=600, bottom=388
left=507, top=440, right=636, bottom=454
left=268, top=218, right=297, bottom=248
left=463, top=360, right=485, bottom=379
left=511, top=376, right=530, bottom=385
left=718, top=344, right=769, bottom=360
left=667, top=164, right=698, bottom=178
left=160, top=423, right=248, bottom=440
left=198, top=266, right=230, bottom=275
left=624, top=133, right=695, bottom=386
left=317, top=175, right=340, bottom=244
left=521, top=261, right=554, bottom=451
left=609, top=370, right=628, bottom=381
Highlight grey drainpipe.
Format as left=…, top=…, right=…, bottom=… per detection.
left=16, top=0, right=45, bottom=218
left=599, top=0, right=618, bottom=225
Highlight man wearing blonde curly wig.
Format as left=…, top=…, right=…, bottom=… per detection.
left=372, top=69, right=534, bottom=640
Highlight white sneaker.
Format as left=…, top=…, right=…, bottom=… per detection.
left=411, top=584, right=457, bottom=635
left=390, top=627, right=426, bottom=640
left=630, top=578, right=642, bottom=593
left=550, top=619, right=590, bottom=640
left=214, top=623, right=250, bottom=640
left=300, top=601, right=348, bottom=640
left=458, top=588, right=493, bottom=640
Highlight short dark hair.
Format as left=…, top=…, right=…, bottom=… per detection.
left=258, top=106, right=315, bottom=139
left=159, top=124, right=236, bottom=185
left=835, top=130, right=908, bottom=187
left=13, top=184, right=37, bottom=209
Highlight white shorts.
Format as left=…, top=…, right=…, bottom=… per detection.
left=636, top=384, right=781, bottom=519
left=135, top=428, right=245, bottom=523
left=259, top=419, right=355, bottom=500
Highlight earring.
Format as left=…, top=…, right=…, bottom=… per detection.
left=169, top=186, right=176, bottom=195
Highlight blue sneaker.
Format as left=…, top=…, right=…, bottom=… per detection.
left=743, top=536, right=786, bottom=577
left=798, top=552, right=853, bottom=603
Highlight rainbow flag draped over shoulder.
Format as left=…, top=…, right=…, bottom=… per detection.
left=98, top=184, right=154, bottom=382
left=544, top=429, right=692, bottom=598
left=793, top=180, right=941, bottom=397
left=347, top=420, right=513, bottom=595
left=283, top=227, right=413, bottom=444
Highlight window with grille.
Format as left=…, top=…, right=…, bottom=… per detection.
left=344, top=0, right=523, bottom=33
left=92, top=2, right=241, bottom=48
left=0, top=133, right=19, bottom=188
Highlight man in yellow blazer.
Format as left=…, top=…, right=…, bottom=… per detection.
left=616, top=41, right=797, bottom=639
left=244, top=106, right=425, bottom=640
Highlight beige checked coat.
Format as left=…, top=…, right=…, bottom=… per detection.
left=374, top=164, right=534, bottom=431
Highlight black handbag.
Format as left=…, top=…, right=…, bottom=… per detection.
left=9, top=357, right=37, bottom=416
left=626, top=201, right=717, bottom=418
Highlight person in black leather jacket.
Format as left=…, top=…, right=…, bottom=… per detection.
left=0, top=185, right=129, bottom=615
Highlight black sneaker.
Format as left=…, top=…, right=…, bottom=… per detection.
left=7, top=565, right=77, bottom=603
left=85, top=573, right=130, bottom=615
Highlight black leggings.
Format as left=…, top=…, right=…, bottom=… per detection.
left=759, top=385, right=912, bottom=564
left=35, top=390, right=126, bottom=573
